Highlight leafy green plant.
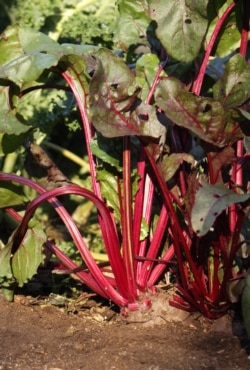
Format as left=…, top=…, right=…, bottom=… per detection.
left=0, top=0, right=250, bottom=319
left=0, top=0, right=117, bottom=45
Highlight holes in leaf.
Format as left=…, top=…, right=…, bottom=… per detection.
left=138, top=113, right=149, bottom=121
left=202, top=104, right=211, bottom=113
left=213, top=194, right=220, bottom=198
left=200, top=218, right=203, bottom=222
left=110, top=83, right=119, bottom=90
left=185, top=19, right=192, bottom=24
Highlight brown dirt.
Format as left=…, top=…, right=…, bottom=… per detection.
left=0, top=284, right=250, bottom=370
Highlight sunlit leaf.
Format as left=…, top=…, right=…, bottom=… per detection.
left=191, top=182, right=250, bottom=236
left=12, top=219, right=47, bottom=287
left=0, top=25, right=97, bottom=88
left=89, top=48, right=166, bottom=142
left=0, top=26, right=61, bottom=86
left=206, top=0, right=241, bottom=58
left=148, top=0, right=208, bottom=62
left=155, top=77, right=243, bottom=147
left=140, top=217, right=149, bottom=241
left=0, top=182, right=27, bottom=208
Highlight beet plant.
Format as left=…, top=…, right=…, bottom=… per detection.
left=0, top=0, right=250, bottom=322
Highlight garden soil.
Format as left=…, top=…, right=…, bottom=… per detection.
left=0, top=286, right=250, bottom=370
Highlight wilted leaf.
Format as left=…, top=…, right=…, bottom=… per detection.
left=148, top=0, right=208, bottom=62
left=12, top=219, right=47, bottom=287
left=213, top=54, right=250, bottom=109
left=155, top=77, right=243, bottom=147
left=191, top=182, right=250, bottom=236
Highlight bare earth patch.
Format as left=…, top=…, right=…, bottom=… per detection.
left=0, top=288, right=250, bottom=370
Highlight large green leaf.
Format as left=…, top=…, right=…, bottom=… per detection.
left=191, top=182, right=250, bottom=236
left=155, top=77, right=243, bottom=147
left=0, top=26, right=61, bottom=86
left=213, top=54, right=250, bottom=109
left=89, top=48, right=166, bottom=142
left=0, top=25, right=98, bottom=87
left=148, top=0, right=209, bottom=62
left=12, top=219, right=47, bottom=287
left=113, top=0, right=151, bottom=50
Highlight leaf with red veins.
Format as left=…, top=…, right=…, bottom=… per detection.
left=89, top=49, right=166, bottom=143
left=155, top=77, right=243, bottom=147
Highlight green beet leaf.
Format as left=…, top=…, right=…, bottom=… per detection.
left=213, top=54, right=250, bottom=109
left=0, top=233, right=16, bottom=301
left=206, top=0, right=241, bottom=58
left=0, top=25, right=61, bottom=86
left=90, top=135, right=123, bottom=172
left=148, top=0, right=208, bottom=62
left=113, top=0, right=151, bottom=50
left=0, top=182, right=27, bottom=208
left=11, top=219, right=47, bottom=287
left=191, top=182, right=250, bottom=237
